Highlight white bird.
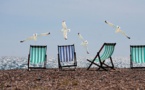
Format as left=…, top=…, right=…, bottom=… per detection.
left=105, top=20, right=130, bottom=39
left=61, top=21, right=70, bottom=40
left=78, top=33, right=89, bottom=54
left=20, top=32, right=50, bottom=43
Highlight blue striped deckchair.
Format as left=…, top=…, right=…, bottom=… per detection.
left=130, top=45, right=145, bottom=68
left=87, top=43, right=116, bottom=71
left=58, top=44, right=77, bottom=70
left=28, top=45, right=47, bottom=70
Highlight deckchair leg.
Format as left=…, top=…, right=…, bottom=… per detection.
left=98, top=61, right=108, bottom=71
left=110, top=57, right=114, bottom=69
left=130, top=55, right=133, bottom=69
left=100, top=57, right=115, bottom=70
left=97, top=66, right=108, bottom=71
left=102, top=63, right=113, bottom=68
left=28, top=54, right=30, bottom=71
left=97, top=56, right=107, bottom=71
left=130, top=61, right=133, bottom=69
left=58, top=54, right=62, bottom=70
left=87, top=63, right=93, bottom=70
left=87, top=59, right=95, bottom=70
left=59, top=65, right=62, bottom=70
left=95, top=61, right=107, bottom=71
left=44, top=55, right=47, bottom=69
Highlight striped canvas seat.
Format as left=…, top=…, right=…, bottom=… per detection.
left=87, top=43, right=116, bottom=71
left=130, top=45, right=145, bottom=68
left=28, top=45, right=47, bottom=70
left=58, top=44, right=77, bottom=70
left=95, top=44, right=115, bottom=62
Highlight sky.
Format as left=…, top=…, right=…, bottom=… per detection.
left=0, top=0, right=145, bottom=58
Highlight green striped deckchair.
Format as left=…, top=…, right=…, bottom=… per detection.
left=87, top=43, right=116, bottom=71
left=58, top=44, right=77, bottom=70
left=130, top=45, right=145, bottom=68
left=28, top=45, right=47, bottom=70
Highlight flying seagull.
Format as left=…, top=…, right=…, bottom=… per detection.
left=105, top=20, right=130, bottom=39
left=61, top=21, right=70, bottom=40
left=78, top=33, right=89, bottom=54
left=20, top=32, right=50, bottom=43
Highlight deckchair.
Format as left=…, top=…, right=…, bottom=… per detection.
left=58, top=44, right=77, bottom=70
left=130, top=45, right=145, bottom=68
left=87, top=43, right=116, bottom=71
left=28, top=45, right=47, bottom=70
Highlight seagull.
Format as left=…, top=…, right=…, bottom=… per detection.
left=61, top=21, right=70, bottom=40
left=105, top=20, right=130, bottom=39
left=20, top=32, right=50, bottom=43
left=78, top=33, right=89, bottom=54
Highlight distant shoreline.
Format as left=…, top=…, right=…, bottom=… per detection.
left=1, top=56, right=143, bottom=70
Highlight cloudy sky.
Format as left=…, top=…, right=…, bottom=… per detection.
left=0, top=0, right=145, bottom=58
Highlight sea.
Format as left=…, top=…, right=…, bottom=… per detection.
left=0, top=56, right=144, bottom=70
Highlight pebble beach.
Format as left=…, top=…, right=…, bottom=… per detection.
left=1, top=68, right=145, bottom=90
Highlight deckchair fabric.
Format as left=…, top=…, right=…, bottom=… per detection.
left=28, top=45, right=47, bottom=70
left=58, top=44, right=77, bottom=70
left=30, top=46, right=47, bottom=64
left=95, top=45, right=115, bottom=62
left=58, top=45, right=75, bottom=62
left=87, top=43, right=116, bottom=71
left=130, top=45, right=145, bottom=68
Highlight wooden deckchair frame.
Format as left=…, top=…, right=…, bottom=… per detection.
left=28, top=45, right=47, bottom=70
left=58, top=44, right=77, bottom=70
left=87, top=43, right=116, bottom=71
left=130, top=45, right=145, bottom=69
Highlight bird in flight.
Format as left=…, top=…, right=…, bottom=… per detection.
left=105, top=20, right=130, bottom=39
left=78, top=33, right=89, bottom=54
left=20, top=32, right=50, bottom=43
left=61, top=21, right=70, bottom=40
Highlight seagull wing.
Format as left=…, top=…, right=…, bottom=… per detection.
left=37, top=32, right=50, bottom=37
left=61, top=29, right=68, bottom=40
left=81, top=40, right=89, bottom=54
left=105, top=20, right=117, bottom=28
left=78, top=33, right=85, bottom=42
left=62, top=21, right=67, bottom=29
left=20, top=36, right=35, bottom=43
left=118, top=29, right=131, bottom=39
